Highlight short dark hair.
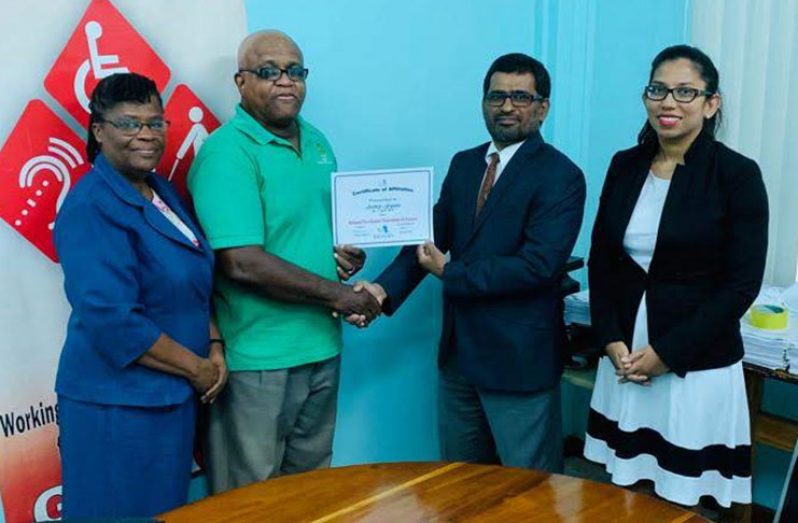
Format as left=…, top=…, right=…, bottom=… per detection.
left=86, top=73, right=163, bottom=162
left=638, top=45, right=722, bottom=146
left=483, top=53, right=551, bottom=98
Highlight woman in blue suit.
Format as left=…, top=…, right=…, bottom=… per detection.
left=54, top=73, right=227, bottom=518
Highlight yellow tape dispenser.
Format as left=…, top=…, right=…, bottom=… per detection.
left=749, top=304, right=789, bottom=330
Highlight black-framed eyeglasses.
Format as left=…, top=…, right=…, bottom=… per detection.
left=98, top=117, right=170, bottom=135
left=484, top=90, right=546, bottom=107
left=644, top=84, right=714, bottom=103
left=238, top=65, right=309, bottom=82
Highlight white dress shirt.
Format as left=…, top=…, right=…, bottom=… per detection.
left=483, top=139, right=526, bottom=185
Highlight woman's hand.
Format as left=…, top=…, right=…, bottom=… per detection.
left=605, top=341, right=630, bottom=370
left=201, top=343, right=228, bottom=404
left=190, top=358, right=219, bottom=395
left=607, top=341, right=651, bottom=385
left=619, top=345, right=669, bottom=380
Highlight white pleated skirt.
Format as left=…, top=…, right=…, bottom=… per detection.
left=584, top=294, right=752, bottom=507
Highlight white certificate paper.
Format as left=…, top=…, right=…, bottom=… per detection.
left=332, top=167, right=434, bottom=248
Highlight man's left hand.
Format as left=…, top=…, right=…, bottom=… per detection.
left=416, top=241, right=446, bottom=278
left=334, top=245, right=366, bottom=280
left=617, top=345, right=669, bottom=380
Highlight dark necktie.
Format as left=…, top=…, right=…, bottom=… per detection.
left=475, top=152, right=500, bottom=217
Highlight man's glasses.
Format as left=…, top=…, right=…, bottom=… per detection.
left=485, top=90, right=545, bottom=107
left=238, top=65, right=309, bottom=82
left=644, top=84, right=713, bottom=103
left=99, top=117, right=170, bottom=135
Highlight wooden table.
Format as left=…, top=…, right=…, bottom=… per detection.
left=160, top=462, right=704, bottom=522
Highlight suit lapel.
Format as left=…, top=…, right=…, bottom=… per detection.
left=149, top=176, right=210, bottom=254
left=608, top=147, right=680, bottom=274
left=612, top=163, right=649, bottom=246
left=148, top=174, right=215, bottom=300
left=648, top=133, right=714, bottom=274
left=466, top=134, right=543, bottom=245
left=95, top=155, right=202, bottom=253
left=142, top=204, right=200, bottom=250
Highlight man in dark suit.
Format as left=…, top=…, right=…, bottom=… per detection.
left=358, top=54, right=585, bottom=471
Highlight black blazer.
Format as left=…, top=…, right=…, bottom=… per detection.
left=588, top=132, right=769, bottom=377
left=377, top=132, right=586, bottom=392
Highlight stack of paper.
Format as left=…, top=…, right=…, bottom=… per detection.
left=741, top=284, right=798, bottom=371
left=564, top=290, right=591, bottom=327
left=562, top=284, right=798, bottom=373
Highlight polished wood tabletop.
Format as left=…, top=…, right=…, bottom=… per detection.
left=160, top=462, right=705, bottom=522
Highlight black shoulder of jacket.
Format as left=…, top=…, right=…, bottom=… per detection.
left=712, top=141, right=761, bottom=175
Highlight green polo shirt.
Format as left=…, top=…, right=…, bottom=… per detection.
left=188, top=105, right=341, bottom=371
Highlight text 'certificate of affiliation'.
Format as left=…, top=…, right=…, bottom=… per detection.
left=332, top=167, right=434, bottom=248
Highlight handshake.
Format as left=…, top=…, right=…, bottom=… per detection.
left=331, top=241, right=447, bottom=328
left=331, top=280, right=386, bottom=328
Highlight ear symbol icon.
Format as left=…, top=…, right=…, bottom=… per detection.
left=17, top=138, right=84, bottom=229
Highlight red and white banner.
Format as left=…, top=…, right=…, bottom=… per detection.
left=0, top=1, right=244, bottom=521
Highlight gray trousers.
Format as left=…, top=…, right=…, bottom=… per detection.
left=438, top=354, right=563, bottom=473
left=204, top=355, right=340, bottom=494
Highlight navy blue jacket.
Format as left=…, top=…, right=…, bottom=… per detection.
left=54, top=154, right=214, bottom=406
left=377, top=132, right=586, bottom=392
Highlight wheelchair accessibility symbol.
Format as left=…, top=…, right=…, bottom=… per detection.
left=73, top=21, right=130, bottom=112
left=44, top=0, right=171, bottom=127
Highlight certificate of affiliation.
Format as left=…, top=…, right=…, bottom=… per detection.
left=331, top=167, right=434, bottom=248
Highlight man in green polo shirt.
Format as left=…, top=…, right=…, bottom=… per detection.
left=188, top=30, right=380, bottom=493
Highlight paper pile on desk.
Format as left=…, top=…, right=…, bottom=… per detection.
left=563, top=284, right=798, bottom=372
left=564, top=290, right=591, bottom=327
left=741, top=284, right=798, bottom=371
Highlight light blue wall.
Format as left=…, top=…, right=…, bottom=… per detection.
left=245, top=0, right=539, bottom=465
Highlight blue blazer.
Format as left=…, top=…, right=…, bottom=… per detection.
left=54, top=154, right=214, bottom=407
left=377, top=132, right=586, bottom=392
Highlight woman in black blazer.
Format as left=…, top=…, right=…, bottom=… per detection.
left=584, top=45, right=768, bottom=512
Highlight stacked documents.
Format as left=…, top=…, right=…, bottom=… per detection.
left=740, top=284, right=798, bottom=371
left=564, top=290, right=591, bottom=327
left=563, top=284, right=798, bottom=373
